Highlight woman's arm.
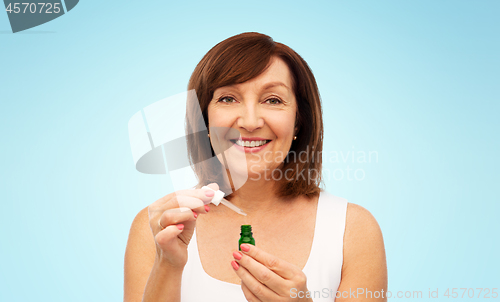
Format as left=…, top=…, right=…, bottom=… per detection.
left=124, top=207, right=183, bottom=302
left=336, top=203, right=388, bottom=302
left=124, top=186, right=214, bottom=302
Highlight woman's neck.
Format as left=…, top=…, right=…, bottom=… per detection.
left=220, top=176, right=300, bottom=219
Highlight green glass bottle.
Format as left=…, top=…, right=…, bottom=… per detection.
left=239, top=225, right=255, bottom=251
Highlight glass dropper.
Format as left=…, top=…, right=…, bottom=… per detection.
left=202, top=186, right=247, bottom=216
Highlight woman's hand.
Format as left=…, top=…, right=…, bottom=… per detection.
left=147, top=183, right=218, bottom=269
left=231, top=244, right=313, bottom=302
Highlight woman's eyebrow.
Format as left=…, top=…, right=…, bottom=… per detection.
left=215, top=81, right=290, bottom=95
left=261, top=81, right=290, bottom=91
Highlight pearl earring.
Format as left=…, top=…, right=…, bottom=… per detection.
left=208, top=133, right=210, bottom=138
left=293, top=136, right=297, bottom=140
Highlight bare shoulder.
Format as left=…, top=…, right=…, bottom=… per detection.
left=337, top=202, right=387, bottom=300
left=125, top=206, right=156, bottom=261
left=131, top=206, right=151, bottom=231
left=344, top=202, right=384, bottom=243
left=124, top=206, right=157, bottom=302
left=343, top=202, right=386, bottom=264
left=131, top=206, right=149, bottom=226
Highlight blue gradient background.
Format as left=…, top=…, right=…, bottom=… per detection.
left=1, top=1, right=498, bottom=301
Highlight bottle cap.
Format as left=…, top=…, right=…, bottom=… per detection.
left=202, top=186, right=225, bottom=206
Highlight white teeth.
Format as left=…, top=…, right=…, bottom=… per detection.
left=235, top=140, right=268, bottom=147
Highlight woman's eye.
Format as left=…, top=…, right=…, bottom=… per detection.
left=219, top=96, right=236, bottom=103
left=265, top=98, right=282, bottom=105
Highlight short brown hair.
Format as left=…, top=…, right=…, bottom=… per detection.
left=186, top=32, right=323, bottom=200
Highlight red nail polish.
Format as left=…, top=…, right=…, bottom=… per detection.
left=240, top=244, right=250, bottom=252
left=177, top=224, right=184, bottom=230
left=231, top=260, right=239, bottom=270
left=193, top=211, right=198, bottom=218
left=205, top=205, right=210, bottom=212
left=232, top=251, right=242, bottom=260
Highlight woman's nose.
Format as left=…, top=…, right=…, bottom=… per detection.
left=236, top=104, right=264, bottom=132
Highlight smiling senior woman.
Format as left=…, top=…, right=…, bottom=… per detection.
left=124, top=32, right=387, bottom=302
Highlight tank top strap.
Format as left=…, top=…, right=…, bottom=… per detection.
left=302, top=190, right=348, bottom=297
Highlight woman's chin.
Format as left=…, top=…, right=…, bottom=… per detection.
left=245, top=164, right=279, bottom=180
left=219, top=161, right=281, bottom=183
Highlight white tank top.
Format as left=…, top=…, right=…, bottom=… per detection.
left=180, top=190, right=348, bottom=301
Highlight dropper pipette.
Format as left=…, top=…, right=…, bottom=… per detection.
left=202, top=186, right=247, bottom=216
left=219, top=199, right=247, bottom=216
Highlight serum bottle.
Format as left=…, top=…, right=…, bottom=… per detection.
left=239, top=225, right=255, bottom=251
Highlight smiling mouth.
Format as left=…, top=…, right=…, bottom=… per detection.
left=230, top=139, right=271, bottom=148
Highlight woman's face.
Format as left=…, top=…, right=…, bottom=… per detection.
left=207, top=56, right=297, bottom=180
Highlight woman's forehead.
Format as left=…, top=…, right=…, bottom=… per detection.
left=216, top=57, right=293, bottom=93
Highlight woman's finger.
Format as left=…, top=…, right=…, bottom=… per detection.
left=231, top=261, right=276, bottom=301
left=175, top=195, right=206, bottom=210
left=157, top=207, right=196, bottom=232
left=176, top=195, right=210, bottom=215
left=150, top=187, right=216, bottom=210
left=239, top=244, right=297, bottom=280
left=154, top=224, right=186, bottom=249
left=150, top=195, right=208, bottom=221
left=204, top=182, right=219, bottom=192
left=241, top=281, right=262, bottom=302
left=233, top=251, right=288, bottom=294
